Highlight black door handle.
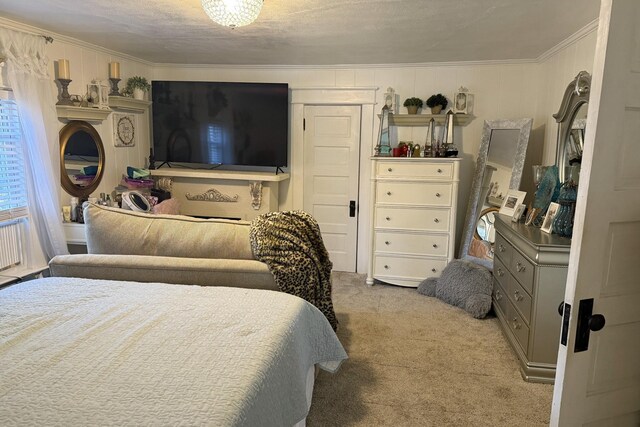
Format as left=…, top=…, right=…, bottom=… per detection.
left=575, top=298, right=605, bottom=352
left=558, top=302, right=564, bottom=316
left=349, top=200, right=356, bottom=217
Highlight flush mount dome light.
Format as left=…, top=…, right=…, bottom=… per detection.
left=201, top=0, right=263, bottom=28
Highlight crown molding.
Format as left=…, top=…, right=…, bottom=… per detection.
left=536, top=19, right=599, bottom=63
left=0, top=17, right=154, bottom=67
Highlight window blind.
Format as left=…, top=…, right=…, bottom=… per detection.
left=0, top=94, right=28, bottom=222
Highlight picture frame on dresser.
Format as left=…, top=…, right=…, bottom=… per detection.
left=499, top=190, right=526, bottom=217
left=540, top=202, right=559, bottom=233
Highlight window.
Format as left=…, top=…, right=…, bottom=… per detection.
left=0, top=90, right=28, bottom=272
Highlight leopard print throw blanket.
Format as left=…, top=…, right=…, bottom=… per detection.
left=249, top=210, right=338, bottom=330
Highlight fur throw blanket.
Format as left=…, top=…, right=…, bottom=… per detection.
left=249, top=211, right=338, bottom=330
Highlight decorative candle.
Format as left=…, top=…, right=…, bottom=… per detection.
left=58, top=59, right=70, bottom=80
left=109, top=61, right=120, bottom=79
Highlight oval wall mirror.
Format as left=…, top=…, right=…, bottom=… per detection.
left=60, top=120, right=105, bottom=198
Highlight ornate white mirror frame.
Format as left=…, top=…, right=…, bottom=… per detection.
left=458, top=118, right=533, bottom=269
left=553, top=70, right=591, bottom=183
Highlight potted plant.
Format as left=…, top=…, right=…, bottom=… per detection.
left=426, top=94, right=448, bottom=114
left=403, top=97, right=423, bottom=114
left=123, top=76, right=151, bottom=100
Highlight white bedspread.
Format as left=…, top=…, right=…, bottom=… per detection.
left=0, top=277, right=347, bottom=426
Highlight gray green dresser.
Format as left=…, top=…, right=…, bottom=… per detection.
left=493, top=214, right=571, bottom=383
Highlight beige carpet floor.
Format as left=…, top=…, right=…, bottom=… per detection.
left=307, top=272, right=554, bottom=426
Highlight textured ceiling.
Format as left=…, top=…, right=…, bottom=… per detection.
left=0, top=0, right=600, bottom=65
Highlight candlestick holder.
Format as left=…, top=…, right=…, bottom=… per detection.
left=109, top=77, right=121, bottom=96
left=56, top=78, right=74, bottom=106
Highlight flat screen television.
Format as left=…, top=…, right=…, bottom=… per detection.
left=151, top=81, right=288, bottom=169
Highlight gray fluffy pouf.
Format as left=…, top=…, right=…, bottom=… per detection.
left=417, top=259, right=493, bottom=319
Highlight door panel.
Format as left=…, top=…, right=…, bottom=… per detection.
left=551, top=1, right=640, bottom=425
left=303, top=105, right=361, bottom=272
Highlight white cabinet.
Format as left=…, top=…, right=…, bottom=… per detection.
left=366, top=158, right=460, bottom=287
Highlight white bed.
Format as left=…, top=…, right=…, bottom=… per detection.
left=0, top=277, right=347, bottom=426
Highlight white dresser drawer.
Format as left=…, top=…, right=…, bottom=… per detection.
left=375, top=206, right=450, bottom=232
left=376, top=161, right=454, bottom=180
left=376, top=181, right=452, bottom=206
left=374, top=255, right=447, bottom=280
left=375, top=231, right=449, bottom=257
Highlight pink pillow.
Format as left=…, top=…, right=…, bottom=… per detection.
left=153, top=198, right=180, bottom=215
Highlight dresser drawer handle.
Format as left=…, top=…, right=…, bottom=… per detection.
left=498, top=244, right=506, bottom=253
left=431, top=268, right=437, bottom=273
left=387, top=168, right=393, bottom=172
left=514, top=290, right=524, bottom=302
left=437, top=168, right=442, bottom=173
left=434, top=218, right=439, bottom=223
left=496, top=268, right=504, bottom=277
left=512, top=318, right=521, bottom=330
left=385, top=216, right=391, bottom=221
left=435, top=192, right=441, bottom=197
left=516, top=262, right=526, bottom=272
left=495, top=290, right=502, bottom=301
left=385, top=241, right=390, bottom=245
left=386, top=191, right=392, bottom=196
left=432, top=244, right=438, bottom=248
left=384, top=265, right=389, bottom=269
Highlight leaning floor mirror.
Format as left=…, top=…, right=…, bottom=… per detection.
left=458, top=118, right=533, bottom=269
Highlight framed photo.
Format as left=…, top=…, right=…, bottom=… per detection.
left=541, top=202, right=560, bottom=234
left=499, top=190, right=526, bottom=217
left=512, top=203, right=526, bottom=222
left=113, top=113, right=136, bottom=147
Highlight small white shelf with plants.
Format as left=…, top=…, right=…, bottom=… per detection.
left=56, top=105, right=112, bottom=122
left=108, top=96, right=152, bottom=114
left=379, top=113, right=473, bottom=127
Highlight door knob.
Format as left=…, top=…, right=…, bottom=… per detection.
left=558, top=302, right=564, bottom=316
left=588, top=314, right=606, bottom=331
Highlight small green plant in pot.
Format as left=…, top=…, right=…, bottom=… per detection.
left=403, top=97, right=423, bottom=114
left=123, top=76, right=151, bottom=100
left=426, top=94, right=448, bottom=114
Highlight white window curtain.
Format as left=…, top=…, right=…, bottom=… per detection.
left=0, top=27, right=68, bottom=259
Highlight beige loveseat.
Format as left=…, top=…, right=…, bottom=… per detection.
left=49, top=203, right=278, bottom=290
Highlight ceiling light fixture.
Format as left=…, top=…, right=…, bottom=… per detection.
left=201, top=0, right=263, bottom=29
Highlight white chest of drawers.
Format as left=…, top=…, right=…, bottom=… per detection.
left=493, top=214, right=571, bottom=383
left=366, top=158, right=460, bottom=287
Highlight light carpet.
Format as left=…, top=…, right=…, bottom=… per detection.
left=307, top=272, right=553, bottom=426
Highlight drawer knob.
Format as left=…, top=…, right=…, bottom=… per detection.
left=432, top=244, right=438, bottom=248
left=512, top=318, right=521, bottom=330
left=516, top=262, right=526, bottom=272
left=499, top=244, right=505, bottom=253
left=514, top=290, right=524, bottom=301
left=437, top=168, right=442, bottom=173
left=431, top=268, right=437, bottom=273
left=384, top=265, right=389, bottom=269
left=387, top=191, right=392, bottom=196
left=495, top=290, right=502, bottom=301
left=496, top=268, right=504, bottom=277
left=435, top=192, right=441, bottom=197
left=434, top=218, right=439, bottom=223
left=385, top=241, right=390, bottom=245
left=387, top=168, right=393, bottom=172
left=385, top=216, right=391, bottom=221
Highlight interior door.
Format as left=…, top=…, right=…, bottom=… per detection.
left=303, top=105, right=361, bottom=272
left=551, top=0, right=640, bottom=425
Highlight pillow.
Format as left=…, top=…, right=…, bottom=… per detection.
left=417, top=259, right=493, bottom=319
left=152, top=198, right=180, bottom=215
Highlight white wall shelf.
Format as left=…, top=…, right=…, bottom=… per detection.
left=381, top=113, right=473, bottom=127
left=150, top=168, right=290, bottom=182
left=108, top=96, right=152, bottom=113
left=56, top=106, right=112, bottom=122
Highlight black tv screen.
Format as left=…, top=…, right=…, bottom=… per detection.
left=151, top=81, right=288, bottom=168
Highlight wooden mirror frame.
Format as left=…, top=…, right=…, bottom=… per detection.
left=458, top=118, right=533, bottom=269
left=59, top=120, right=105, bottom=198
left=553, top=71, right=590, bottom=183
